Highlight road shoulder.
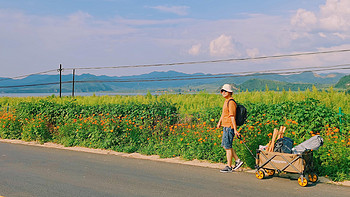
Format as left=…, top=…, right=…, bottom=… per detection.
left=0, top=138, right=349, bottom=187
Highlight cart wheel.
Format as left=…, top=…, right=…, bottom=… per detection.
left=255, top=170, right=265, bottom=179
left=298, top=176, right=308, bottom=187
left=308, top=173, right=318, bottom=183
left=265, top=169, right=275, bottom=176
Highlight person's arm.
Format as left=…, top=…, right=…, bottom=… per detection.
left=230, top=116, right=240, bottom=137
left=217, top=115, right=223, bottom=129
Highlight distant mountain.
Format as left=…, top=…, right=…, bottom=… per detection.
left=0, top=71, right=347, bottom=93
left=238, top=79, right=313, bottom=91
left=335, top=74, right=350, bottom=89
left=217, top=71, right=345, bottom=85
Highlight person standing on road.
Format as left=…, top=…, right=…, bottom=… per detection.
left=217, top=84, right=243, bottom=172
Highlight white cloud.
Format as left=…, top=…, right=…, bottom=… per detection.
left=114, top=17, right=194, bottom=26
left=292, top=0, right=350, bottom=32
left=246, top=48, right=259, bottom=58
left=319, top=32, right=327, bottom=38
left=67, top=11, right=92, bottom=25
left=320, top=0, right=350, bottom=18
left=2, top=1, right=350, bottom=77
left=287, top=44, right=350, bottom=70
left=333, top=32, right=349, bottom=39
left=188, top=44, right=201, bottom=55
left=291, top=9, right=317, bottom=29
left=209, top=34, right=240, bottom=57
left=148, top=5, right=189, bottom=16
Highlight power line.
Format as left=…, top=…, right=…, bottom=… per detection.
left=64, top=48, right=350, bottom=71
left=2, top=48, right=350, bottom=81
left=0, top=81, right=60, bottom=88
left=69, top=65, right=350, bottom=83
left=1, top=63, right=349, bottom=89
left=141, top=63, right=350, bottom=81
left=0, top=69, right=58, bottom=82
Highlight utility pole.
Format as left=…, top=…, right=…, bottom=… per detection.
left=72, top=69, right=75, bottom=97
left=59, top=64, right=62, bottom=98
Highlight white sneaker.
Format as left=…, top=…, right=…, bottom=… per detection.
left=233, top=160, right=243, bottom=171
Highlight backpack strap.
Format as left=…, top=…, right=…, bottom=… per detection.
left=227, top=98, right=236, bottom=107
left=227, top=99, right=236, bottom=113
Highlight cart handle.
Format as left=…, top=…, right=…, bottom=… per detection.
left=237, top=134, right=257, bottom=160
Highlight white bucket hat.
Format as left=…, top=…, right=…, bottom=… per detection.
left=221, top=84, right=233, bottom=93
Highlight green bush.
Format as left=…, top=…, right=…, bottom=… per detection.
left=0, top=96, right=348, bottom=181
left=22, top=115, right=52, bottom=143
left=0, top=112, right=23, bottom=139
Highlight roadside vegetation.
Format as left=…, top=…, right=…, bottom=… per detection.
left=0, top=88, right=349, bottom=181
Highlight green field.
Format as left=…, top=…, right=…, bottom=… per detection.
left=0, top=89, right=349, bottom=181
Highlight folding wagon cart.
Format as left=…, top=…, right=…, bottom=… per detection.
left=255, top=149, right=318, bottom=187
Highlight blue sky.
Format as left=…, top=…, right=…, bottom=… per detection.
left=1, top=0, right=350, bottom=77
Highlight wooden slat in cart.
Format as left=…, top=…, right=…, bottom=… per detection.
left=255, top=150, right=318, bottom=187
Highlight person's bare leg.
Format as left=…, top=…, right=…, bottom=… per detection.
left=232, top=149, right=239, bottom=161
left=226, top=148, right=233, bottom=167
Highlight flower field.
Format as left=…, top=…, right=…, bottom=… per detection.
left=0, top=89, right=349, bottom=181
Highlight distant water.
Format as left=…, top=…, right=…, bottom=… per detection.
left=0, top=92, right=149, bottom=97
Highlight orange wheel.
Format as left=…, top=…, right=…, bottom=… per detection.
left=255, top=170, right=265, bottom=179
left=265, top=169, right=275, bottom=176
left=308, top=173, right=318, bottom=183
left=298, top=176, right=308, bottom=187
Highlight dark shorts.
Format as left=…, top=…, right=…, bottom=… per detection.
left=221, top=127, right=234, bottom=149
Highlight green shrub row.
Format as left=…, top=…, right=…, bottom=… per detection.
left=0, top=97, right=349, bottom=181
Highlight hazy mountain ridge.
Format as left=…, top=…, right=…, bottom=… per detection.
left=0, top=71, right=347, bottom=93
left=335, top=75, right=350, bottom=89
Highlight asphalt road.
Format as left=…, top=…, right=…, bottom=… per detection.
left=0, top=142, right=349, bottom=197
